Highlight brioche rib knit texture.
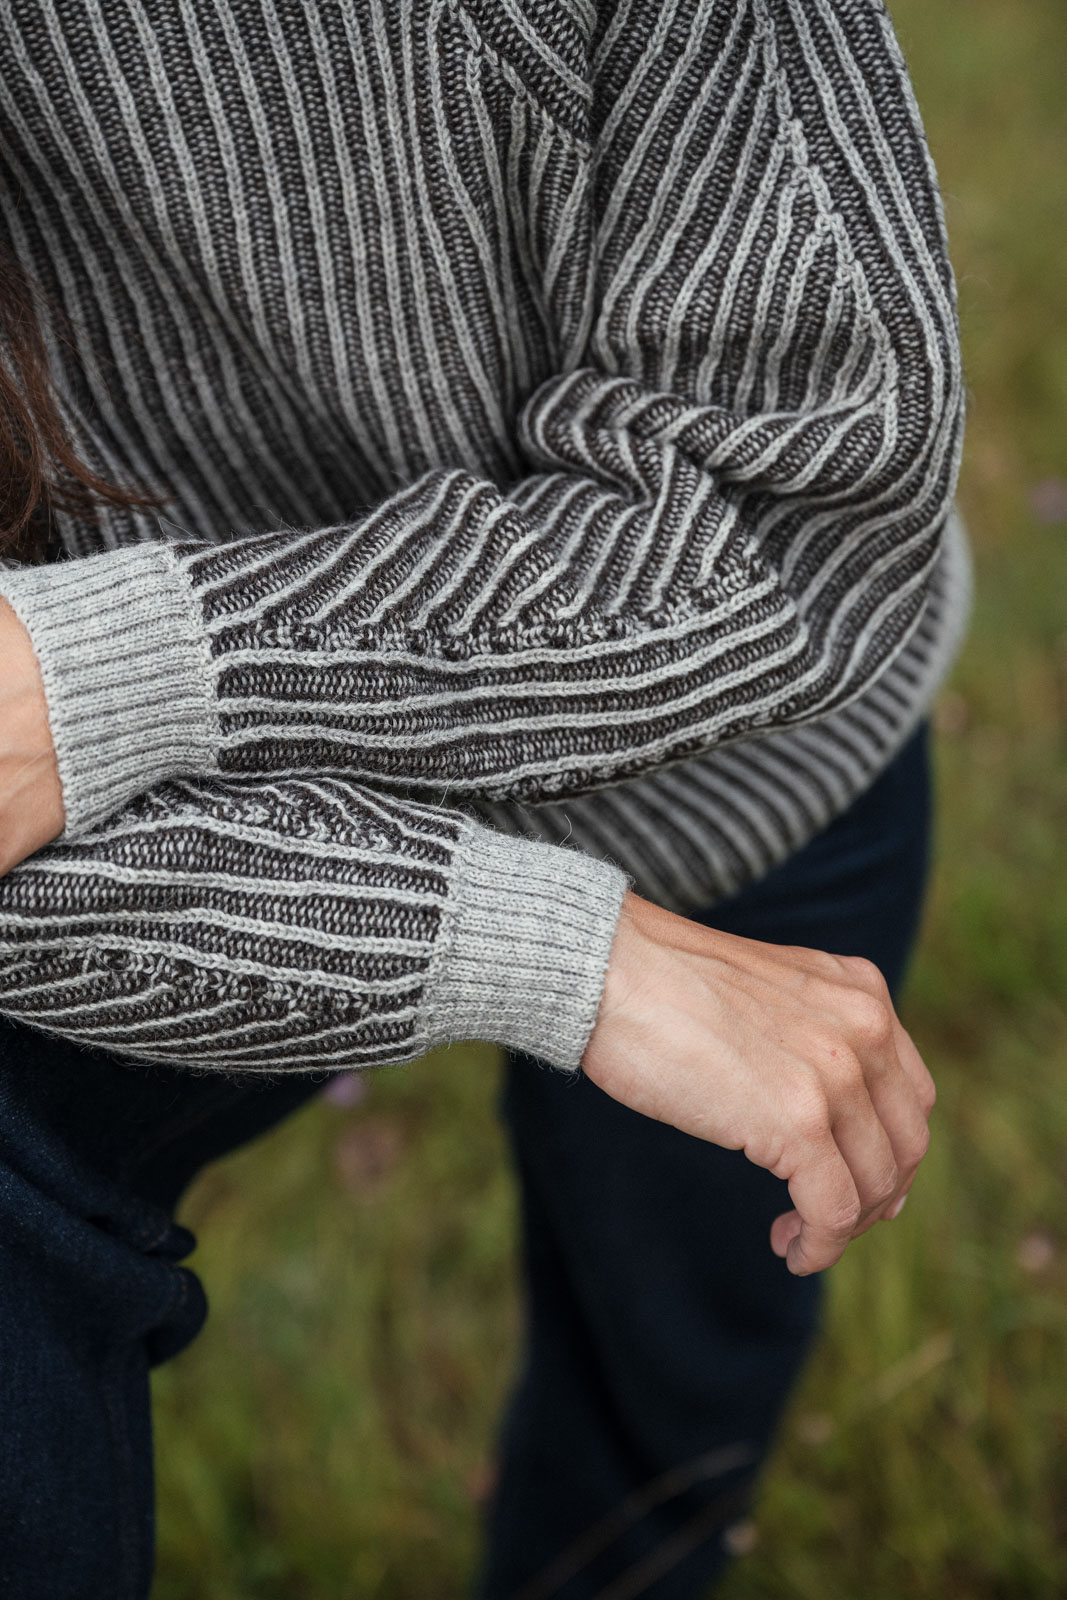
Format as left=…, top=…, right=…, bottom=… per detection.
left=0, top=0, right=965, bottom=1072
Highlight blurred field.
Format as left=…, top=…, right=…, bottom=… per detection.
left=151, top=2, right=1067, bottom=1596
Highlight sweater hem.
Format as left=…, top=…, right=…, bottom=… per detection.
left=0, top=543, right=221, bottom=835
left=424, top=823, right=628, bottom=1069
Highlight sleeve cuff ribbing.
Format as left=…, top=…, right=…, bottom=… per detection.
left=427, top=823, right=629, bottom=1069
left=0, top=544, right=219, bottom=835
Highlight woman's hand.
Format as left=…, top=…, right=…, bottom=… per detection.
left=0, top=596, right=64, bottom=876
left=583, top=892, right=935, bottom=1276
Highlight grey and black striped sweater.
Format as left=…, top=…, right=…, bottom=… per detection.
left=0, top=0, right=967, bottom=1073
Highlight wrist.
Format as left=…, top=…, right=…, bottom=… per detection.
left=0, top=596, right=64, bottom=870
left=580, top=892, right=674, bottom=1094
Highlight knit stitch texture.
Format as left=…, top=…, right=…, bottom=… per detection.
left=0, top=0, right=965, bottom=1070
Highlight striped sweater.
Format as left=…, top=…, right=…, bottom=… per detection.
left=0, top=0, right=967, bottom=1073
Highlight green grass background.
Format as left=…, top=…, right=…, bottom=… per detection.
left=151, top=2, right=1067, bottom=1594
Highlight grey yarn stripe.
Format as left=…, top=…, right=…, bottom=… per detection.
left=0, top=0, right=966, bottom=1073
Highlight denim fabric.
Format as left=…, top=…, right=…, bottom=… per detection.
left=0, top=1043, right=323, bottom=1597
left=0, top=727, right=930, bottom=1599
left=479, top=724, right=932, bottom=1600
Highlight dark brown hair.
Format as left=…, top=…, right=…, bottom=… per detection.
left=0, top=245, right=163, bottom=562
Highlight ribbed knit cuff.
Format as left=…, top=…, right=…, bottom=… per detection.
left=0, top=544, right=219, bottom=835
left=427, top=824, right=629, bottom=1069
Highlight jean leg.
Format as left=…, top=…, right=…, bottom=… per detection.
left=0, top=1020, right=323, bottom=1599
left=479, top=727, right=932, bottom=1600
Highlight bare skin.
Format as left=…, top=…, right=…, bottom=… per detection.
left=0, top=594, right=934, bottom=1272
left=0, top=596, right=64, bottom=876
left=583, top=893, right=935, bottom=1275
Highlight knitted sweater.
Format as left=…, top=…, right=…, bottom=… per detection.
left=0, top=0, right=966, bottom=1074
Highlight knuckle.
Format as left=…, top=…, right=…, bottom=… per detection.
left=793, top=951, right=842, bottom=993
left=840, top=955, right=887, bottom=994
left=790, top=1082, right=832, bottom=1142
left=847, top=991, right=894, bottom=1049
left=809, top=947, right=844, bottom=978
left=827, top=1044, right=864, bottom=1090
left=826, top=1199, right=863, bottom=1237
left=794, top=1245, right=829, bottom=1277
left=869, top=1163, right=900, bottom=1208
left=808, top=1035, right=866, bottom=1102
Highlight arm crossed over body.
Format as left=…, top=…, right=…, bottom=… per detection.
left=0, top=0, right=958, bottom=1270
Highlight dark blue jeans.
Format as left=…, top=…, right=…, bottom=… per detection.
left=0, top=727, right=930, bottom=1599
left=479, top=725, right=932, bottom=1600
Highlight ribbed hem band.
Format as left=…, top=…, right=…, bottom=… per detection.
left=0, top=543, right=219, bottom=835
left=428, top=825, right=629, bottom=1069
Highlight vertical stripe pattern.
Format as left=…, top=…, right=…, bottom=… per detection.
left=0, top=0, right=967, bottom=1068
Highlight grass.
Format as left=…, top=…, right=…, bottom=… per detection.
left=152, top=2, right=1067, bottom=1595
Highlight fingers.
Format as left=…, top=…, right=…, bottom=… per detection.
left=828, top=961, right=935, bottom=1222
left=842, top=1034, right=929, bottom=1219
left=772, top=1133, right=863, bottom=1275
left=772, top=990, right=934, bottom=1274
left=828, top=1066, right=903, bottom=1219
left=862, top=1067, right=928, bottom=1219
left=772, top=1059, right=931, bottom=1273
left=891, top=1014, right=937, bottom=1114
left=590, top=901, right=937, bottom=1279
left=770, top=1092, right=902, bottom=1275
left=769, top=1207, right=803, bottom=1260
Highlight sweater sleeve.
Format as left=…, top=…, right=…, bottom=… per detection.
left=0, top=0, right=963, bottom=838
left=0, top=775, right=628, bottom=1073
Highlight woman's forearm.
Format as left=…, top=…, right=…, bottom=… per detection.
left=0, top=729, right=934, bottom=1279
left=0, top=762, right=628, bottom=1073
left=0, top=598, right=623, bottom=1069
left=0, top=601, right=935, bottom=1279
left=0, top=597, right=63, bottom=874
